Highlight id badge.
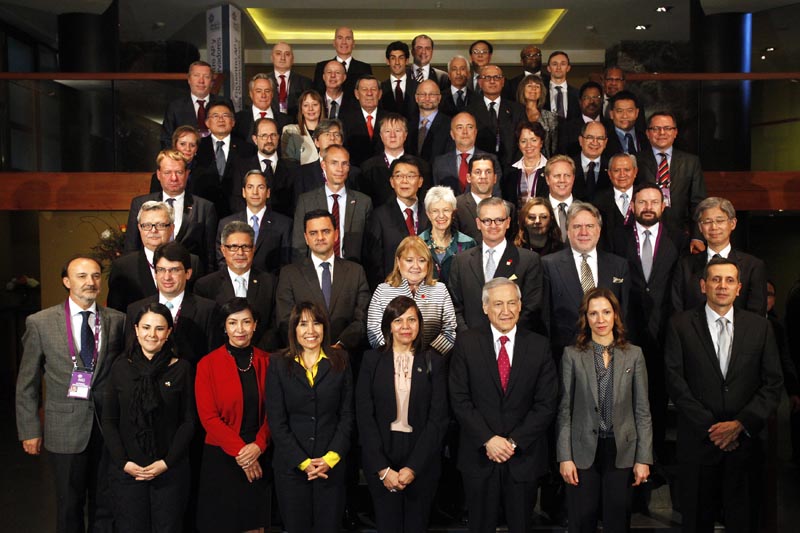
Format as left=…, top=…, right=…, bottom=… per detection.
left=67, top=370, right=93, bottom=399
left=662, top=187, right=671, bottom=208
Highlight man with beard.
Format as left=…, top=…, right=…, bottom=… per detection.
left=558, top=81, right=604, bottom=156
left=453, top=154, right=514, bottom=243
left=407, top=79, right=451, bottom=163
left=513, top=197, right=564, bottom=256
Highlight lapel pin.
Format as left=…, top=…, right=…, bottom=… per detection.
left=165, top=381, right=172, bottom=387
left=252, top=279, right=258, bottom=284
left=506, top=259, right=512, bottom=266
left=625, top=368, right=631, bottom=373
left=417, top=367, right=422, bottom=373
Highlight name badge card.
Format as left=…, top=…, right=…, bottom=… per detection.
left=67, top=370, right=93, bottom=399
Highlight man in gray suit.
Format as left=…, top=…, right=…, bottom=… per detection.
left=292, top=144, right=372, bottom=263
left=17, top=255, right=126, bottom=533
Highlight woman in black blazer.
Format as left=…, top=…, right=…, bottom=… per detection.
left=265, top=301, right=353, bottom=533
left=356, top=296, right=449, bottom=533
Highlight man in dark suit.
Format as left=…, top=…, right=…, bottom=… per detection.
left=160, top=60, right=217, bottom=147
left=407, top=79, right=451, bottom=164
left=195, top=221, right=277, bottom=350
left=569, top=121, right=611, bottom=203
left=126, top=242, right=220, bottom=366
left=602, top=66, right=647, bottom=132
left=216, top=169, right=291, bottom=275
left=440, top=55, right=474, bottom=116
left=319, top=60, right=356, bottom=120
left=124, top=149, right=218, bottom=272
left=409, top=34, right=449, bottom=87
left=602, top=90, right=650, bottom=159
left=379, top=41, right=418, bottom=120
left=449, top=277, right=558, bottom=533
left=340, top=75, right=386, bottom=167
left=558, top=81, right=604, bottom=156
left=17, top=255, right=126, bottom=533
left=454, top=155, right=514, bottom=243
left=665, top=257, right=783, bottom=533
left=504, top=45, right=546, bottom=102
left=277, top=209, right=370, bottom=353
left=594, top=153, right=640, bottom=250
left=432, top=111, right=498, bottom=194
left=467, top=64, right=525, bottom=168
left=293, top=119, right=362, bottom=200
left=269, top=42, right=313, bottom=119
left=110, top=200, right=201, bottom=312
left=364, top=155, right=430, bottom=288
left=292, top=144, right=372, bottom=263
left=233, top=73, right=290, bottom=145
left=638, top=111, right=708, bottom=253
left=313, top=26, right=372, bottom=95
left=543, top=155, right=581, bottom=240
left=543, top=51, right=580, bottom=121
left=542, top=201, right=630, bottom=358
left=449, top=196, right=543, bottom=335
left=672, top=197, right=768, bottom=316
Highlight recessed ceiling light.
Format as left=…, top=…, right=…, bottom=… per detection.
left=761, top=55, right=767, bottom=60
left=635, top=24, right=651, bottom=31
left=766, top=47, right=775, bottom=52
left=656, top=6, right=673, bottom=13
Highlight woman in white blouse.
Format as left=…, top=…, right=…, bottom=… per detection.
left=281, top=89, right=325, bottom=165
left=367, top=236, right=457, bottom=356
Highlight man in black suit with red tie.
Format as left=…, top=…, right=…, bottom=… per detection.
left=216, top=169, right=291, bottom=275
left=160, top=60, right=217, bottom=148
left=665, top=257, right=783, bottom=533
left=233, top=74, right=290, bottom=145
left=379, top=41, right=418, bottom=120
left=313, top=26, right=373, bottom=96
left=449, top=277, right=558, bottom=533
left=340, top=75, right=386, bottom=167
left=268, top=42, right=313, bottom=119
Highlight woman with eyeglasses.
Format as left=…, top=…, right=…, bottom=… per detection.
left=502, top=121, right=549, bottom=210
left=281, top=90, right=326, bottom=165
left=517, top=75, right=558, bottom=157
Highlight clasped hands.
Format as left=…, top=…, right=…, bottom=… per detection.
left=124, top=460, right=168, bottom=481
left=304, top=458, right=331, bottom=481
left=485, top=435, right=515, bottom=463
left=381, top=467, right=416, bottom=492
left=237, top=442, right=263, bottom=482
left=708, top=420, right=743, bottom=452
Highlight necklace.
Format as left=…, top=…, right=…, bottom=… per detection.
left=432, top=232, right=452, bottom=251
left=227, top=347, right=254, bottom=372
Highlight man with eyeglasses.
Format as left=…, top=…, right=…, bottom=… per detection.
left=110, top=201, right=202, bottom=312
left=558, top=81, right=605, bottom=156
left=602, top=90, right=650, bottom=159
left=505, top=45, right=547, bottom=102
left=468, top=40, right=494, bottom=93
left=672, top=196, right=767, bottom=316
left=449, top=196, right=544, bottom=335
left=407, top=79, right=451, bottom=164
left=543, top=51, right=580, bottom=121
left=566, top=121, right=611, bottom=203
left=195, top=220, right=278, bottom=350
left=292, top=144, right=372, bottom=264
left=216, top=169, right=292, bottom=275
left=410, top=34, right=450, bottom=89
left=467, top=64, right=525, bottom=168
left=234, top=73, right=290, bottom=145
left=160, top=60, right=219, bottom=148
left=125, top=149, right=218, bottom=273
left=379, top=41, right=417, bottom=120
left=454, top=154, right=514, bottom=243
left=637, top=111, right=707, bottom=253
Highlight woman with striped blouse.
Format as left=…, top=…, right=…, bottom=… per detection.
left=366, top=236, right=457, bottom=356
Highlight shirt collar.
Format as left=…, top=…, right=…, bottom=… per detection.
left=482, top=239, right=507, bottom=258
left=397, top=198, right=418, bottom=214
left=652, top=146, right=674, bottom=159
left=707, top=243, right=732, bottom=260
left=311, top=252, right=335, bottom=270
left=163, top=191, right=186, bottom=203
left=160, top=290, right=185, bottom=308
left=550, top=194, right=573, bottom=207
left=324, top=184, right=347, bottom=198
left=246, top=206, right=267, bottom=221
left=490, top=324, right=517, bottom=345
left=635, top=221, right=660, bottom=240
left=68, top=298, right=98, bottom=317
left=705, top=303, right=734, bottom=324
left=580, top=153, right=601, bottom=167
left=483, top=95, right=501, bottom=107
left=228, top=268, right=251, bottom=284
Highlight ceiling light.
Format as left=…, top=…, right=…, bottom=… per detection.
left=635, top=25, right=651, bottom=31
left=766, top=47, right=775, bottom=52
left=761, top=55, right=766, bottom=60
left=656, top=6, right=673, bottom=13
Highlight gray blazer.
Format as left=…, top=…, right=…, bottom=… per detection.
left=556, top=343, right=653, bottom=470
left=16, top=302, right=126, bottom=454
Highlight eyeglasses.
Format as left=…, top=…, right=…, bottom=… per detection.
left=321, top=131, right=343, bottom=139
left=647, top=126, right=677, bottom=133
left=522, top=52, right=542, bottom=59
left=256, top=133, right=279, bottom=139
left=155, top=266, right=185, bottom=275
left=471, top=49, right=490, bottom=56
left=223, top=244, right=254, bottom=253
left=478, top=75, right=503, bottom=82
left=208, top=113, right=233, bottom=120
left=581, top=135, right=607, bottom=142
left=139, top=222, right=172, bottom=231
left=699, top=217, right=730, bottom=227
left=581, top=95, right=602, bottom=101
left=416, top=92, right=441, bottom=98
left=392, top=173, right=420, bottom=182
left=479, top=217, right=508, bottom=226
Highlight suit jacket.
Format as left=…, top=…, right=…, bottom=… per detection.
left=107, top=250, right=202, bottom=313
left=193, top=133, right=256, bottom=218
left=440, top=85, right=474, bottom=116
left=216, top=209, right=292, bottom=275
left=193, top=267, right=278, bottom=350
left=454, top=192, right=515, bottom=244
left=432, top=148, right=501, bottom=195
left=500, top=166, right=548, bottom=210
left=449, top=327, right=558, bottom=480
left=466, top=97, right=525, bottom=168
left=266, top=351, right=354, bottom=476
left=671, top=248, right=768, bottom=316
left=160, top=94, right=219, bottom=148
left=448, top=243, right=544, bottom=334
left=664, top=306, right=783, bottom=464
left=557, top=344, right=653, bottom=469
left=280, top=124, right=319, bottom=165
left=557, top=116, right=586, bottom=156
left=408, top=65, right=450, bottom=88
left=124, top=192, right=218, bottom=272
left=291, top=186, right=372, bottom=263
left=406, top=110, right=452, bottom=164
left=232, top=106, right=290, bottom=144
left=229, top=154, right=300, bottom=217
left=126, top=293, right=221, bottom=366
left=542, top=83, right=580, bottom=121
left=593, top=187, right=637, bottom=251
left=268, top=70, right=314, bottom=120
left=276, top=257, right=371, bottom=352
left=602, top=120, right=650, bottom=159
left=570, top=153, right=611, bottom=203
left=340, top=107, right=387, bottom=167
left=364, top=200, right=430, bottom=288
left=357, top=154, right=432, bottom=209
left=293, top=160, right=363, bottom=206
left=542, top=247, right=630, bottom=357
left=356, top=348, right=448, bottom=475
left=16, top=302, right=126, bottom=454
left=380, top=76, right=419, bottom=119
left=637, top=149, right=707, bottom=242
left=314, top=57, right=373, bottom=95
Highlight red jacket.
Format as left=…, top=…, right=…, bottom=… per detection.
left=195, top=345, right=270, bottom=456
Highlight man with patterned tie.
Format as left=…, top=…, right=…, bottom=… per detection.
left=449, top=276, right=557, bottom=533
left=665, top=256, right=782, bottom=533
left=410, top=34, right=450, bottom=89
left=268, top=42, right=312, bottom=119
left=160, top=60, right=218, bottom=148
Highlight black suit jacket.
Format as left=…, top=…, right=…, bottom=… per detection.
left=126, top=292, right=221, bottom=365
left=193, top=267, right=277, bottom=350
left=379, top=77, right=419, bottom=119
left=292, top=160, right=362, bottom=205
left=340, top=107, right=387, bottom=167
left=439, top=85, right=474, bottom=116
left=542, top=83, right=580, bottom=121
left=542, top=247, right=630, bottom=357
left=466, top=97, right=525, bottom=168
left=229, top=153, right=300, bottom=217
left=215, top=210, right=291, bottom=275
left=406, top=110, right=452, bottom=164
left=356, top=348, right=448, bottom=474
left=664, top=306, right=783, bottom=464
left=432, top=149, right=501, bottom=195
left=602, top=120, right=650, bottom=159
left=500, top=166, right=548, bottom=210
left=193, top=133, right=256, bottom=218
left=268, top=71, right=314, bottom=120
left=124, top=192, right=218, bottom=272
left=276, top=257, right=370, bottom=351
left=671, top=249, right=768, bottom=316
left=408, top=65, right=450, bottom=89
left=233, top=106, right=290, bottom=144
left=314, top=57, right=373, bottom=95
left=570, top=153, right=611, bottom=202
left=160, top=94, right=220, bottom=148
left=364, top=200, right=430, bottom=288
left=449, top=327, right=558, bottom=481
left=448, top=243, right=544, bottom=335
left=357, top=154, right=432, bottom=209
left=593, top=187, right=637, bottom=251
left=453, top=193, right=516, bottom=244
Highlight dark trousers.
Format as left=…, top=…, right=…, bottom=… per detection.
left=565, top=437, right=632, bottom=533
left=109, top=458, right=190, bottom=533
left=275, top=466, right=346, bottom=533
left=48, top=422, right=114, bottom=533
left=462, top=463, right=539, bottom=533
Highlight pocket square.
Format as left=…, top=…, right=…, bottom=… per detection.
left=613, top=277, right=624, bottom=283
left=508, top=274, right=518, bottom=281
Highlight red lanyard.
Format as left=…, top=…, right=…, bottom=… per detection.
left=64, top=300, right=100, bottom=369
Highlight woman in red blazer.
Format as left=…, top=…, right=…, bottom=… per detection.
left=195, top=298, right=271, bottom=533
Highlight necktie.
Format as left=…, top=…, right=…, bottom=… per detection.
left=404, top=208, right=416, bottom=236
left=555, top=86, right=565, bottom=118
left=196, top=99, right=207, bottom=131
left=456, top=89, right=465, bottom=109
left=625, top=133, right=637, bottom=154
left=262, top=159, right=273, bottom=177
left=215, top=140, right=226, bottom=177
left=251, top=214, right=260, bottom=241
left=458, top=152, right=469, bottom=192
left=497, top=335, right=511, bottom=393
left=587, top=161, right=596, bottom=188
left=488, top=101, right=500, bottom=152
left=279, top=74, right=287, bottom=112
left=418, top=118, right=429, bottom=154
left=79, top=311, right=94, bottom=368
left=366, top=115, right=374, bottom=139
left=658, top=152, right=672, bottom=207
left=259, top=111, right=267, bottom=119
left=321, top=262, right=332, bottom=308
left=331, top=193, right=341, bottom=257
left=620, top=192, right=630, bottom=215
left=165, top=197, right=176, bottom=209
left=329, top=100, right=339, bottom=119
left=484, top=249, right=497, bottom=281
left=395, top=79, right=403, bottom=109
left=341, top=60, right=348, bottom=71
left=164, top=301, right=174, bottom=310
left=716, top=317, right=731, bottom=377
left=558, top=202, right=568, bottom=242
left=235, top=276, right=247, bottom=297
left=580, top=253, right=595, bottom=293
left=641, top=229, right=653, bottom=280
left=165, top=198, right=177, bottom=240
left=415, top=67, right=424, bottom=83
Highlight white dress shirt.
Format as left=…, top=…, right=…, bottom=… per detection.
left=67, top=298, right=100, bottom=359
left=162, top=191, right=186, bottom=236
left=614, top=186, right=634, bottom=216
left=707, top=243, right=732, bottom=262
left=228, top=268, right=251, bottom=296
left=549, top=81, right=569, bottom=115
left=246, top=206, right=267, bottom=233
left=159, top=291, right=185, bottom=321
left=396, top=198, right=420, bottom=231
left=490, top=324, right=517, bottom=366
left=705, top=304, right=735, bottom=356
left=258, top=152, right=278, bottom=174
left=635, top=221, right=661, bottom=259
left=325, top=184, right=348, bottom=256
left=571, top=248, right=599, bottom=287
left=311, top=252, right=336, bottom=287
left=549, top=195, right=574, bottom=232
left=251, top=105, right=274, bottom=121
